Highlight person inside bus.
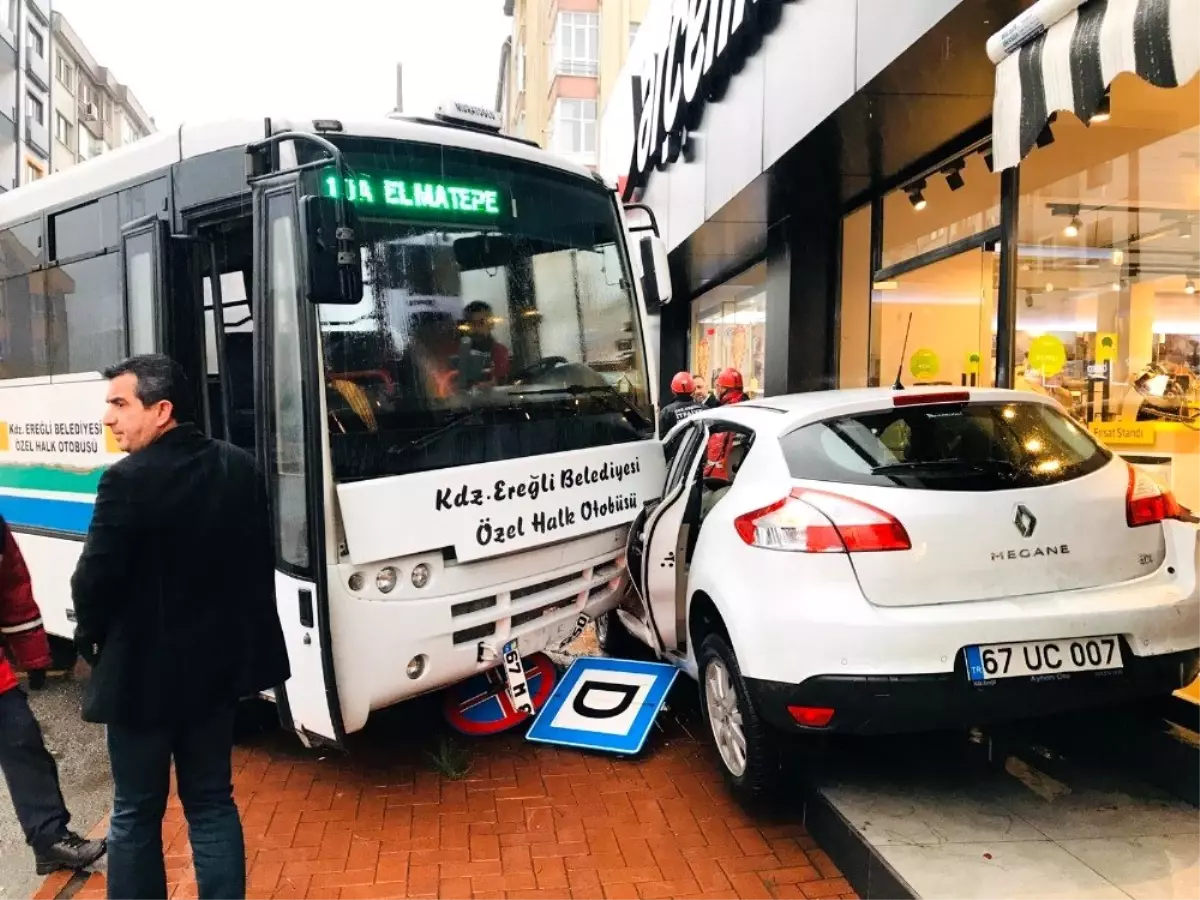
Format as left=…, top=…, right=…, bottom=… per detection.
left=70, top=354, right=290, bottom=900
left=397, top=312, right=463, bottom=404
left=703, top=367, right=749, bottom=480
left=0, top=516, right=107, bottom=877
left=659, top=371, right=702, bottom=434
left=461, top=300, right=511, bottom=385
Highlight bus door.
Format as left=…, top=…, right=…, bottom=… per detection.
left=251, top=175, right=344, bottom=747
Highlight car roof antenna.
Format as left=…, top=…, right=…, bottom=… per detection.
left=892, top=312, right=913, bottom=391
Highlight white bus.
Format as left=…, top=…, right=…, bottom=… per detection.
left=0, top=103, right=674, bottom=746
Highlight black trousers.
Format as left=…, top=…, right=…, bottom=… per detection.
left=0, top=686, right=70, bottom=850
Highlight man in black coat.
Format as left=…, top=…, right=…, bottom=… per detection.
left=71, top=354, right=290, bottom=900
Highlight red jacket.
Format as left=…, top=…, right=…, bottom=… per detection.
left=704, top=389, right=749, bottom=480
left=0, top=517, right=51, bottom=694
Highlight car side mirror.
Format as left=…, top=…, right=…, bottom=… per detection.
left=299, top=195, right=364, bottom=305
left=639, top=234, right=672, bottom=312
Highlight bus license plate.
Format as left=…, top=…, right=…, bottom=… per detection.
left=500, top=639, right=535, bottom=716
left=966, top=636, right=1123, bottom=682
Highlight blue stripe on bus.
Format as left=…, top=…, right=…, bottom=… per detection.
left=0, top=494, right=93, bottom=535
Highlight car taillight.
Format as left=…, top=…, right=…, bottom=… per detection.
left=1126, top=465, right=1181, bottom=527
left=733, top=488, right=911, bottom=553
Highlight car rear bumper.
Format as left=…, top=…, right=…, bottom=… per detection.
left=743, top=643, right=1200, bottom=736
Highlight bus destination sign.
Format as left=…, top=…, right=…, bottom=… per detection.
left=320, top=171, right=504, bottom=219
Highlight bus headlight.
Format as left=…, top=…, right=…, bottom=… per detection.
left=376, top=567, right=398, bottom=594
left=411, top=563, right=431, bottom=589
left=347, top=572, right=365, bottom=592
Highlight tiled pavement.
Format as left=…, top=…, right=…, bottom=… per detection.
left=34, top=689, right=855, bottom=900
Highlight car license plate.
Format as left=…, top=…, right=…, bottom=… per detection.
left=500, top=639, right=535, bottom=715
left=965, top=636, right=1123, bottom=682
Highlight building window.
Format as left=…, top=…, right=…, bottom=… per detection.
left=56, top=54, right=74, bottom=94
left=629, top=22, right=640, bottom=49
left=516, top=43, right=526, bottom=93
left=0, top=0, right=13, bottom=32
left=79, top=132, right=103, bottom=160
left=551, top=99, right=597, bottom=156
left=23, top=159, right=44, bottom=183
left=26, top=24, right=44, bottom=58
left=25, top=93, right=44, bottom=125
left=54, top=111, right=72, bottom=147
left=554, top=11, right=599, bottom=77
left=120, top=116, right=140, bottom=146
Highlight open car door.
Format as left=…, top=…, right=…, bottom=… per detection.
left=624, top=422, right=708, bottom=655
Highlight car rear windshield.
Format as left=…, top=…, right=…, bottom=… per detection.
left=778, top=400, right=1112, bottom=492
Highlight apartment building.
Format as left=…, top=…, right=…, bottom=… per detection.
left=498, top=0, right=649, bottom=168
left=49, top=11, right=153, bottom=174
left=0, top=0, right=53, bottom=190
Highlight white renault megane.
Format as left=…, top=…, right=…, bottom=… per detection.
left=603, top=387, right=1200, bottom=804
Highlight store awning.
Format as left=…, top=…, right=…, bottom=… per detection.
left=989, top=0, right=1199, bottom=171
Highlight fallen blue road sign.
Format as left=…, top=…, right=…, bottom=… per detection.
left=526, top=656, right=679, bottom=755
left=444, top=652, right=557, bottom=736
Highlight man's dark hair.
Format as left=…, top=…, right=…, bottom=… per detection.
left=103, top=354, right=195, bottom=424
left=463, top=300, right=494, bottom=318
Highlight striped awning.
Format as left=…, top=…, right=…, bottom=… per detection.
left=990, top=0, right=1200, bottom=171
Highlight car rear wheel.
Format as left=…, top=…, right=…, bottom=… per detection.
left=698, top=633, right=780, bottom=806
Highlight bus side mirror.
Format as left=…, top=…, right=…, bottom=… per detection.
left=300, top=195, right=364, bottom=305
left=639, top=234, right=672, bottom=313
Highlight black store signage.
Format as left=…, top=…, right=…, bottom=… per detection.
left=624, top=0, right=794, bottom=199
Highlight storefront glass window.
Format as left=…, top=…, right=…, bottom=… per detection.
left=1014, top=73, right=1199, bottom=513
left=691, top=262, right=767, bottom=398
left=881, top=150, right=999, bottom=269
left=871, top=247, right=998, bottom=389
left=839, top=205, right=872, bottom=388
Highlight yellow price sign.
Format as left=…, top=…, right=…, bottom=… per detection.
left=909, top=348, right=940, bottom=381
left=1095, top=332, right=1118, bottom=363
left=1089, top=421, right=1156, bottom=446
left=1027, top=334, right=1066, bottom=377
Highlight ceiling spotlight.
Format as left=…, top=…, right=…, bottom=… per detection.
left=1090, top=94, right=1111, bottom=123
left=1044, top=282, right=1055, bottom=292
left=1187, top=279, right=1197, bottom=295
left=907, top=180, right=927, bottom=211
left=1063, top=215, right=1082, bottom=238
left=1111, top=248, right=1124, bottom=266
left=942, top=160, right=966, bottom=191
left=1111, top=281, right=1121, bottom=291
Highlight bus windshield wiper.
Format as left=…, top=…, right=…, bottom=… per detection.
left=515, top=383, right=652, bottom=428
left=871, top=458, right=1022, bottom=478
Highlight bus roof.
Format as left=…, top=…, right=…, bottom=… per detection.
left=0, top=116, right=601, bottom=229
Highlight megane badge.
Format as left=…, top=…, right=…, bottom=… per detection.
left=1014, top=504, right=1037, bottom=538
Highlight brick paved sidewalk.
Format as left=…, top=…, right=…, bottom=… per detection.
left=36, top=695, right=854, bottom=900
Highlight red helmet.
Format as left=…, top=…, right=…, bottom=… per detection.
left=715, top=368, right=743, bottom=390
left=670, top=371, right=695, bottom=394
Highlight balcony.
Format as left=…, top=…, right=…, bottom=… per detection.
left=24, top=47, right=49, bottom=92
left=25, top=116, right=48, bottom=158
left=0, top=104, right=15, bottom=143
left=554, top=58, right=598, bottom=78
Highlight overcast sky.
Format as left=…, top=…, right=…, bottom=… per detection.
left=53, top=0, right=512, bottom=129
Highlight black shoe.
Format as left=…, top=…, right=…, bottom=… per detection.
left=34, top=831, right=107, bottom=875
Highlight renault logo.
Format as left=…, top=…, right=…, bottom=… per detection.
left=1014, top=505, right=1037, bottom=538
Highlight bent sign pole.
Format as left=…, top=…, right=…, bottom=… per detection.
left=624, top=0, right=796, bottom=201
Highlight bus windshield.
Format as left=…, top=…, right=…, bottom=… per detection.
left=306, top=138, right=653, bottom=483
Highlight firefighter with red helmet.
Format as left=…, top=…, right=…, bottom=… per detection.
left=658, top=371, right=703, bottom=435
left=0, top=516, right=107, bottom=875
left=704, top=367, right=748, bottom=479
